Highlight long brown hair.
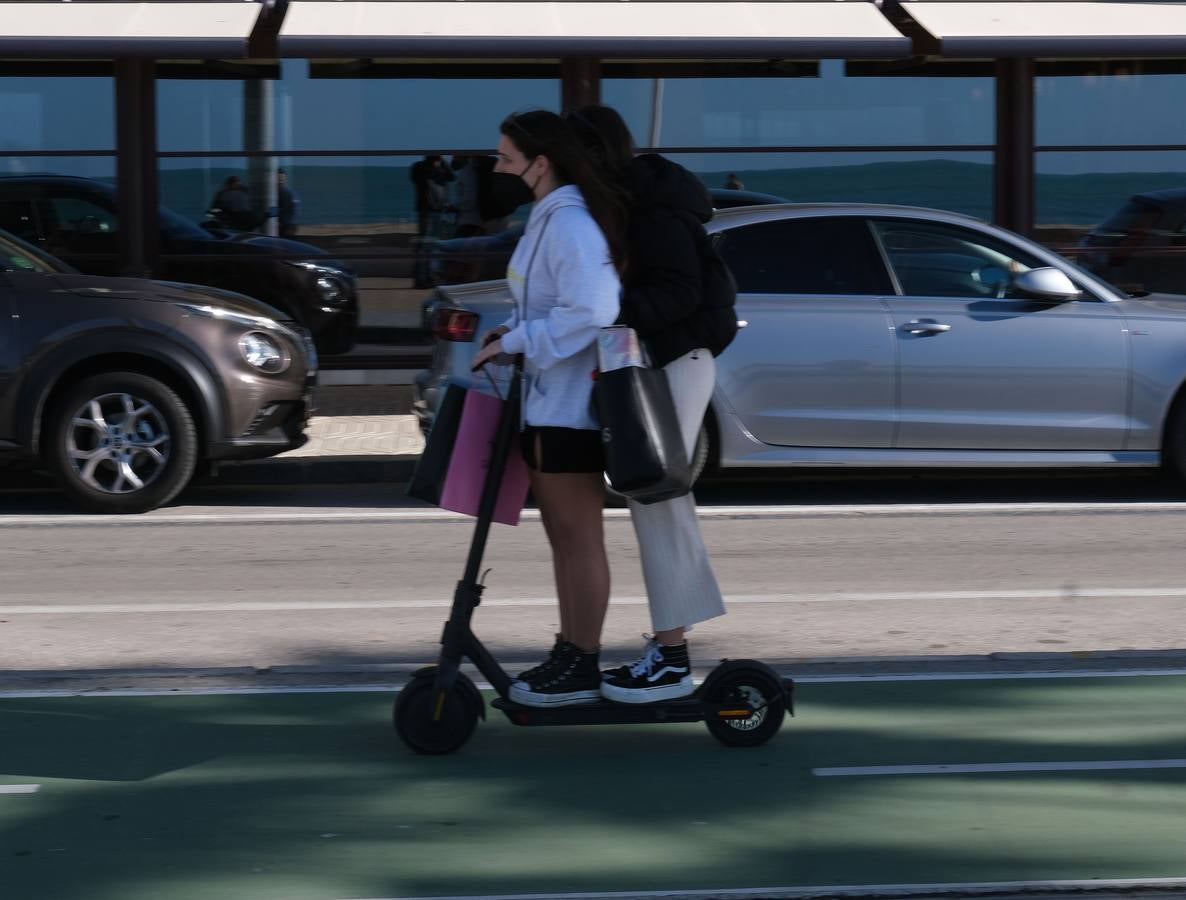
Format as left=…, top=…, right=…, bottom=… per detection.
left=500, top=110, right=628, bottom=272
left=564, top=104, right=636, bottom=180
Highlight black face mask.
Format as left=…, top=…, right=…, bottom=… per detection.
left=486, top=163, right=535, bottom=216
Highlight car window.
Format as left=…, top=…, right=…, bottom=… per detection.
left=0, top=198, right=40, bottom=243
left=716, top=216, right=893, bottom=295
left=0, top=230, right=64, bottom=274
left=44, top=196, right=119, bottom=238
left=872, top=219, right=1045, bottom=299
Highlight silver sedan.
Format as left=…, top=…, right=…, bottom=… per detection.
left=414, top=203, right=1186, bottom=481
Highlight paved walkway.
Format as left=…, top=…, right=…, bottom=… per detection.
left=213, top=385, right=425, bottom=485
left=282, top=414, right=424, bottom=459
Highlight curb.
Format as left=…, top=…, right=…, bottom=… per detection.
left=5, top=649, right=1185, bottom=694
left=210, top=454, right=418, bottom=486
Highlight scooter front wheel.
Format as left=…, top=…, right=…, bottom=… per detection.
left=393, top=667, right=482, bottom=755
left=702, top=667, right=786, bottom=748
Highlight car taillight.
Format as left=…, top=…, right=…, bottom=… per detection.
left=432, top=308, right=478, bottom=342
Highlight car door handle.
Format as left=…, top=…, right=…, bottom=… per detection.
left=901, top=319, right=952, bottom=335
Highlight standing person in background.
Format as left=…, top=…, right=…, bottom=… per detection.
left=209, top=175, right=260, bottom=231
left=565, top=104, right=734, bottom=704
left=724, top=172, right=744, bottom=190
left=277, top=168, right=300, bottom=238
left=470, top=110, right=626, bottom=708
left=410, top=154, right=455, bottom=238
left=451, top=155, right=487, bottom=238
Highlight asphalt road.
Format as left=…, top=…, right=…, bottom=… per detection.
left=2, top=475, right=1185, bottom=687
left=3, top=476, right=1185, bottom=900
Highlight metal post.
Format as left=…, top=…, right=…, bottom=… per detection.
left=993, top=58, right=1035, bottom=236
left=560, top=58, right=601, bottom=112
left=244, top=78, right=277, bottom=236
left=114, top=58, right=159, bottom=277
left=649, top=78, right=665, bottom=148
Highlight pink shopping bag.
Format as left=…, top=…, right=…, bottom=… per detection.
left=439, top=388, right=530, bottom=526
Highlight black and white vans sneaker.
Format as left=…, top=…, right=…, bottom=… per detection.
left=601, top=637, right=694, bottom=704
left=508, top=647, right=601, bottom=707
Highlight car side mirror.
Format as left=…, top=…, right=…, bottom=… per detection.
left=1013, top=267, right=1081, bottom=302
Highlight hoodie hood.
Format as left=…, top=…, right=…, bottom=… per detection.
left=623, top=154, right=713, bottom=224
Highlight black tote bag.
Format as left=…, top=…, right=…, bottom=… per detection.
left=595, top=364, right=691, bottom=505
left=406, top=382, right=468, bottom=505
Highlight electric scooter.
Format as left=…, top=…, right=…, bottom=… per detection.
left=393, top=365, right=794, bottom=755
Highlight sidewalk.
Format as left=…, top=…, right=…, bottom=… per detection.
left=214, top=383, right=426, bottom=486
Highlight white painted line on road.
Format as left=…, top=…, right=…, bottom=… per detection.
left=6, top=500, right=1186, bottom=526
left=3, top=668, right=1185, bottom=698
left=813, top=758, right=1186, bottom=777
left=794, top=667, right=1186, bottom=682
left=6, top=586, right=1186, bottom=614
left=338, top=876, right=1186, bottom=900
left=0, top=784, right=40, bottom=794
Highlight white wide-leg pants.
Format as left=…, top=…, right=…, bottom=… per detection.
left=627, top=348, right=726, bottom=632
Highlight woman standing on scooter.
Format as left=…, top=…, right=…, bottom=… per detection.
left=470, top=110, right=627, bottom=708
left=564, top=104, right=732, bottom=704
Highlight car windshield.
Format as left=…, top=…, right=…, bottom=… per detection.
left=1095, top=198, right=1162, bottom=236
left=84, top=181, right=211, bottom=242
left=0, top=228, right=75, bottom=274
left=159, top=204, right=213, bottom=241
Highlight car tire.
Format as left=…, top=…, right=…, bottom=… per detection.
left=1165, top=392, right=1186, bottom=482
left=604, top=421, right=710, bottom=507
left=45, top=372, right=199, bottom=514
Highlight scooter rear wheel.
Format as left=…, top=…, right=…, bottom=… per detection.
left=702, top=669, right=786, bottom=747
left=394, top=668, right=482, bottom=755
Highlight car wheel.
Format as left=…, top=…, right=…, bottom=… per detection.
left=604, top=422, right=710, bottom=507
left=45, top=372, right=199, bottom=514
left=1165, top=393, right=1186, bottom=482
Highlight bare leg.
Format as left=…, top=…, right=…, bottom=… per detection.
left=654, top=627, right=686, bottom=646
left=530, top=468, right=610, bottom=654
left=534, top=500, right=571, bottom=641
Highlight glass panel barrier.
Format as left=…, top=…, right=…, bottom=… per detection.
left=1037, top=150, right=1186, bottom=295
left=0, top=77, right=114, bottom=151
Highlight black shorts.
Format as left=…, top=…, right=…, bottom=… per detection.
left=521, top=425, right=605, bottom=474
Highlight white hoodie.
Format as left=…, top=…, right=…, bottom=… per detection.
left=499, top=184, right=621, bottom=429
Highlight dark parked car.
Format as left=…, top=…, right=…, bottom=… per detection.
left=417, top=186, right=790, bottom=317
left=0, top=228, right=315, bottom=513
left=1080, top=188, right=1186, bottom=295
left=0, top=174, right=357, bottom=355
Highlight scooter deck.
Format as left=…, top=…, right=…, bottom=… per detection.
left=492, top=695, right=708, bottom=727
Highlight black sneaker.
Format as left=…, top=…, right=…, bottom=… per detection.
left=600, top=633, right=652, bottom=682
left=515, top=636, right=573, bottom=683
left=601, top=638, right=693, bottom=704
left=509, top=647, right=601, bottom=707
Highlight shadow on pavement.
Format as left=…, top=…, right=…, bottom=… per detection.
left=2, top=678, right=1185, bottom=899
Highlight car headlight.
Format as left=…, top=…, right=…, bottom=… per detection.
left=239, top=332, right=290, bottom=374
left=287, top=261, right=353, bottom=307
left=315, top=274, right=348, bottom=305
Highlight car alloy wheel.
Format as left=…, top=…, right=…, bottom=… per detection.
left=47, top=372, right=198, bottom=514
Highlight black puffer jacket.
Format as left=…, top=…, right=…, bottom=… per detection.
left=618, top=154, right=718, bottom=368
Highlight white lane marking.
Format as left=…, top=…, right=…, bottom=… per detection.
left=337, top=877, right=1186, bottom=900
left=5, top=500, right=1186, bottom=527
left=0, top=785, right=40, bottom=794
left=6, top=585, right=1186, bottom=615
left=814, top=759, right=1186, bottom=777
left=2, top=668, right=1185, bottom=699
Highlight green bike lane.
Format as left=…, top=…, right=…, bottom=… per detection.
left=2, top=673, right=1184, bottom=900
